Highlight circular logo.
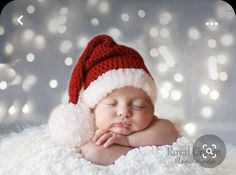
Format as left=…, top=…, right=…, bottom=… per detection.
left=193, top=134, right=226, bottom=168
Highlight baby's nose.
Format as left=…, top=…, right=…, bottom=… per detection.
left=118, top=106, right=132, bottom=118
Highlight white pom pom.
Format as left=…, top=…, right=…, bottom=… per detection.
left=48, top=103, right=95, bottom=147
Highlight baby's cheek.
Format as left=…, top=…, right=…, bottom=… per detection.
left=134, top=113, right=153, bottom=128
left=95, top=114, right=113, bottom=129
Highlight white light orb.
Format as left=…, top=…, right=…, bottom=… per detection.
left=159, top=12, right=172, bottom=25
left=158, top=45, right=167, bottom=53
left=58, top=16, right=67, bottom=24
left=149, top=27, right=159, bottom=38
left=160, top=28, right=170, bottom=38
left=22, top=104, right=30, bottom=114
left=200, top=85, right=210, bottom=95
left=219, top=72, right=228, bottom=81
left=58, top=25, right=67, bottom=34
left=0, top=81, right=8, bottom=90
left=64, top=57, right=73, bottom=66
left=149, top=48, right=158, bottom=58
left=27, top=5, right=35, bottom=14
left=208, top=39, right=217, bottom=48
left=183, top=123, right=196, bottom=136
left=4, top=43, right=14, bottom=55
left=48, top=19, right=59, bottom=33
left=138, top=9, right=146, bottom=18
left=217, top=55, right=226, bottom=64
left=8, top=106, right=16, bottom=115
left=171, top=89, right=182, bottom=101
left=221, top=34, right=234, bottom=46
left=174, top=73, right=184, bottom=82
left=26, top=53, right=35, bottom=62
left=121, top=13, right=129, bottom=22
left=91, top=18, right=99, bottom=26
left=158, top=63, right=168, bottom=72
left=108, top=28, right=121, bottom=39
left=162, top=81, right=173, bottom=90
left=210, top=90, right=220, bottom=100
left=160, top=88, right=169, bottom=99
left=60, top=40, right=72, bottom=53
left=0, top=26, right=4, bottom=35
left=99, top=1, right=109, bottom=14
left=60, top=7, right=68, bottom=16
left=8, top=68, right=16, bottom=77
left=23, top=29, right=35, bottom=40
left=77, top=37, right=88, bottom=49
left=22, top=75, right=37, bottom=92
left=34, top=35, right=46, bottom=49
left=188, top=28, right=201, bottom=40
left=201, top=106, right=213, bottom=118
left=49, top=79, right=58, bottom=88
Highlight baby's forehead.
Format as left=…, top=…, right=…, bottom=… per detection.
left=106, top=86, right=150, bottom=100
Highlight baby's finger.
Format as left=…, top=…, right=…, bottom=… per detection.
left=103, top=136, right=116, bottom=148
left=96, top=133, right=112, bottom=145
left=93, top=129, right=107, bottom=141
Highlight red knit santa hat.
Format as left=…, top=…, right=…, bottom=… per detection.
left=48, top=34, right=157, bottom=147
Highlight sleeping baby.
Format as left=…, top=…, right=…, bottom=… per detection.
left=79, top=86, right=179, bottom=165
left=48, top=34, right=180, bottom=166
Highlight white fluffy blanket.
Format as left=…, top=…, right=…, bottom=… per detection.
left=0, top=125, right=235, bottom=175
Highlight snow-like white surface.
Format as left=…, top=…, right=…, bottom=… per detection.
left=0, top=124, right=235, bottom=175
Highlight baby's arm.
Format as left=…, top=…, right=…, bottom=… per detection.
left=79, top=140, right=133, bottom=166
left=127, top=118, right=179, bottom=147
left=94, top=117, right=180, bottom=148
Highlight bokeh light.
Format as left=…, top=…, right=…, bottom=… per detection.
left=171, top=89, right=182, bottom=101
left=208, top=39, right=217, bottom=48
left=188, top=27, right=201, bottom=40
left=149, top=48, right=159, bottom=58
left=64, top=57, right=73, bottom=66
left=159, top=12, right=172, bottom=25
left=0, top=81, right=8, bottom=90
left=98, top=1, right=109, bottom=14
left=174, top=73, right=184, bottom=82
left=27, top=5, right=35, bottom=14
left=200, top=85, right=210, bottom=95
left=26, top=53, right=35, bottom=62
left=184, top=123, right=196, bottom=136
left=220, top=34, right=234, bottom=46
left=210, top=90, right=220, bottom=100
left=137, top=9, right=146, bottom=18
left=49, top=79, right=58, bottom=88
left=77, top=37, right=88, bottom=49
left=201, top=106, right=213, bottom=118
left=121, top=13, right=129, bottom=22
left=149, top=27, right=159, bottom=37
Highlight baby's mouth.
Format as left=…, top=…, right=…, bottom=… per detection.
left=113, top=122, right=131, bottom=128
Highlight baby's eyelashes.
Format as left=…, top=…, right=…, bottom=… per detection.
left=103, top=99, right=117, bottom=106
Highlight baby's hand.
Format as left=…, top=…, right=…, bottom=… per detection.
left=92, top=129, right=129, bottom=148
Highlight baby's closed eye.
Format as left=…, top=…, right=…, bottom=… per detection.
left=103, top=99, right=117, bottom=106
left=132, top=101, right=147, bottom=109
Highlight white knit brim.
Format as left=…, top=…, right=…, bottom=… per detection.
left=82, top=68, right=157, bottom=108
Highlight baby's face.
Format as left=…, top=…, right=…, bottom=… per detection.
left=92, top=86, right=154, bottom=135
